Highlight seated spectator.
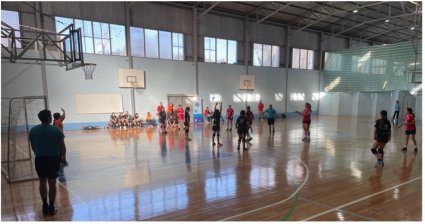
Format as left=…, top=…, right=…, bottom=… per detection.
left=133, top=113, right=142, bottom=127
left=145, top=112, right=154, bottom=127
left=108, top=112, right=118, bottom=128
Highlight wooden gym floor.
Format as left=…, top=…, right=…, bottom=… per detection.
left=1, top=116, right=422, bottom=221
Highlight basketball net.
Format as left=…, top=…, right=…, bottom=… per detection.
left=82, top=63, right=96, bottom=80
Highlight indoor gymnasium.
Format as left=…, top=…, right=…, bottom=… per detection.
left=1, top=1, right=422, bottom=221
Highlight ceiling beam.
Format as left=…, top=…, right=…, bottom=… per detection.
left=294, top=2, right=384, bottom=33
left=255, top=2, right=291, bottom=24
left=197, top=2, right=220, bottom=19
left=322, top=11, right=419, bottom=42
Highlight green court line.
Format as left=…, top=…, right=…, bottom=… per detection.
left=281, top=192, right=300, bottom=221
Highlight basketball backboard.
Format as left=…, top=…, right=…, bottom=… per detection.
left=118, top=68, right=146, bottom=88
left=239, top=75, right=255, bottom=90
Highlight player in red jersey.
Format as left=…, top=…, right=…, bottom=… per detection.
left=258, top=100, right=264, bottom=120
left=399, top=108, right=418, bottom=153
left=177, top=105, right=185, bottom=130
left=296, top=103, right=312, bottom=141
left=226, top=105, right=234, bottom=132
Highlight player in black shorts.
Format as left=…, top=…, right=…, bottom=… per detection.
left=184, top=107, right=191, bottom=141
left=212, top=102, right=223, bottom=146
left=370, top=110, right=391, bottom=168
left=236, top=110, right=249, bottom=150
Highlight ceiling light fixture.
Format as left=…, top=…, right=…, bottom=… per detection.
left=353, top=9, right=358, bottom=13
left=385, top=19, right=390, bottom=22
left=411, top=27, right=415, bottom=30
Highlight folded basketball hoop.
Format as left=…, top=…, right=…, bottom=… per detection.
left=82, top=63, right=97, bottom=80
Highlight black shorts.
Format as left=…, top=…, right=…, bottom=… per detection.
left=406, top=130, right=416, bottom=135
left=303, top=120, right=311, bottom=125
left=35, top=156, right=60, bottom=179
left=267, top=118, right=275, bottom=125
left=212, top=125, right=220, bottom=131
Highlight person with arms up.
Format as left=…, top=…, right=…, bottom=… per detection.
left=53, top=108, right=68, bottom=166
left=29, top=109, right=66, bottom=216
left=212, top=102, right=223, bottom=146
left=184, top=107, right=191, bottom=141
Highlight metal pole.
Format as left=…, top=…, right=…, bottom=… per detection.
left=193, top=7, right=199, bottom=96
left=244, top=17, right=249, bottom=109
left=125, top=3, right=136, bottom=115
left=284, top=25, right=290, bottom=114
left=35, top=2, right=49, bottom=108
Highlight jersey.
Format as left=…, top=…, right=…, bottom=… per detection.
left=258, top=103, right=264, bottom=112
left=177, top=108, right=184, bottom=120
left=226, top=108, right=234, bottom=119
left=212, top=111, right=221, bottom=131
left=264, top=108, right=277, bottom=119
left=246, top=111, right=254, bottom=125
left=302, top=108, right=312, bottom=122
left=236, top=116, right=248, bottom=133
left=156, top=105, right=164, bottom=114
left=375, top=118, right=391, bottom=140
left=184, top=111, right=190, bottom=127
left=404, top=114, right=416, bottom=131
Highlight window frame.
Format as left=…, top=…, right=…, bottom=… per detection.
left=253, top=43, right=280, bottom=68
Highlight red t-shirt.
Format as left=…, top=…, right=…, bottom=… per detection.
left=157, top=105, right=164, bottom=113
left=53, top=119, right=64, bottom=132
left=302, top=108, right=312, bottom=122
left=227, top=108, right=234, bottom=119
left=167, top=105, right=173, bottom=113
left=204, top=108, right=210, bottom=116
left=404, top=114, right=415, bottom=131
left=246, top=111, right=254, bottom=124
left=258, top=103, right=264, bottom=112
left=177, top=108, right=184, bottom=120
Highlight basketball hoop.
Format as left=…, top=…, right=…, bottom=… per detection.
left=82, top=63, right=97, bottom=80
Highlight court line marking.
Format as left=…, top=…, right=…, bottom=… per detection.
left=302, top=176, right=422, bottom=221
left=220, top=153, right=310, bottom=221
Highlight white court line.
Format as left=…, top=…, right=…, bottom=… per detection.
left=302, top=176, right=422, bottom=221
left=220, top=155, right=310, bottom=221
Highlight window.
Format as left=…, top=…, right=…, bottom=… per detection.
left=324, top=52, right=342, bottom=71
left=351, top=56, right=370, bottom=74
left=253, top=43, right=279, bottom=67
left=130, top=27, right=184, bottom=60
left=371, top=58, right=386, bottom=74
left=55, top=16, right=126, bottom=56
left=204, top=37, right=237, bottom=64
left=172, top=33, right=184, bottom=60
left=2, top=10, right=21, bottom=48
left=292, top=48, right=314, bottom=69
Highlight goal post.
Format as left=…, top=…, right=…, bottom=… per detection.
left=1, top=96, right=47, bottom=183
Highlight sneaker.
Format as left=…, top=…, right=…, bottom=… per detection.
left=272, top=129, right=275, bottom=133
left=243, top=147, right=248, bottom=150
left=61, top=160, right=69, bottom=166
left=42, top=204, right=49, bottom=215
left=48, top=205, right=57, bottom=215
left=302, top=137, right=307, bottom=141
left=237, top=146, right=240, bottom=150
left=402, top=147, right=407, bottom=153
left=217, top=143, right=223, bottom=146
left=374, top=161, right=383, bottom=168
left=213, top=142, right=216, bottom=146
left=247, top=137, right=253, bottom=142
left=414, top=147, right=418, bottom=152
left=186, top=137, right=191, bottom=141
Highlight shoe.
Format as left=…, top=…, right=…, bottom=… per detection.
left=217, top=143, right=223, bottom=146
left=272, top=129, right=275, bottom=133
left=230, top=128, right=232, bottom=131
left=186, top=137, right=191, bottom=141
left=247, top=137, right=253, bottom=142
left=402, top=147, right=407, bottom=153
left=237, top=146, right=240, bottom=150
left=48, top=205, right=57, bottom=215
left=414, top=147, right=418, bottom=152
left=243, top=148, right=248, bottom=150
left=374, top=161, right=383, bottom=168
left=42, top=204, right=49, bottom=215
left=302, top=137, right=307, bottom=141
left=213, top=142, right=216, bottom=146
left=61, top=160, right=69, bottom=166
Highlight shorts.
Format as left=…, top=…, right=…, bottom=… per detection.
left=227, top=117, right=233, bottom=121
left=212, top=125, right=220, bottom=131
left=303, top=120, right=311, bottom=125
left=267, top=118, right=275, bottom=125
left=376, top=137, right=389, bottom=143
left=35, top=156, right=60, bottom=179
left=406, top=130, right=416, bottom=135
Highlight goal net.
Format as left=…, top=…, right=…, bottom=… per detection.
left=1, top=96, right=46, bottom=182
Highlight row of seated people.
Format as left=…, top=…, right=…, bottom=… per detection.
left=108, top=111, right=157, bottom=128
